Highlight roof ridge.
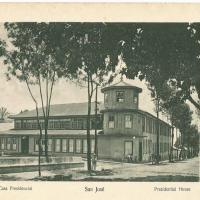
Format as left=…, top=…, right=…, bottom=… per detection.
left=9, top=101, right=104, bottom=119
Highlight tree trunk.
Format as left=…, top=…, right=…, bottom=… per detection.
left=171, top=126, right=174, bottom=162
left=156, top=99, right=160, bottom=164
left=86, top=76, right=92, bottom=172
left=35, top=106, right=42, bottom=177
left=24, top=79, right=42, bottom=177
left=44, top=118, right=49, bottom=162
left=94, top=84, right=98, bottom=156
left=38, top=128, right=42, bottom=177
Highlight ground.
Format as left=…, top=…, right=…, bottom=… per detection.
left=0, top=156, right=199, bottom=181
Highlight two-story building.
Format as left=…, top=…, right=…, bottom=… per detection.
left=0, top=80, right=171, bottom=162
left=98, top=81, right=171, bottom=162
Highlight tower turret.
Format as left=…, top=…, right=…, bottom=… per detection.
left=101, top=80, right=142, bottom=136
left=101, top=80, right=142, bottom=110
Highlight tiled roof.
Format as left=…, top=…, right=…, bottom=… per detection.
left=110, top=81, right=136, bottom=87
left=9, top=102, right=103, bottom=119
left=0, top=129, right=101, bottom=136
left=101, top=80, right=142, bottom=92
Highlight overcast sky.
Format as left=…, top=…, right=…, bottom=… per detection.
left=0, top=23, right=199, bottom=126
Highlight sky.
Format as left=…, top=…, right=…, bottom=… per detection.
left=0, top=23, right=199, bottom=127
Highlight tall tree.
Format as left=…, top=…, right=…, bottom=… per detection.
left=173, top=103, right=193, bottom=146
left=4, top=23, right=73, bottom=172
left=57, top=23, right=120, bottom=172
left=146, top=79, right=167, bottom=164
left=114, top=23, right=199, bottom=162
left=158, top=82, right=183, bottom=161
left=120, top=23, right=200, bottom=111
left=187, top=124, right=199, bottom=157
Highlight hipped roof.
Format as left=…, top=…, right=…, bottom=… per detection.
left=9, top=102, right=103, bottom=119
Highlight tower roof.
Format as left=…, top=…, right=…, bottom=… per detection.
left=101, top=80, right=142, bottom=93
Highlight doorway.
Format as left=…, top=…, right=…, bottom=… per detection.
left=139, top=141, right=142, bottom=161
left=124, top=141, right=133, bottom=157
left=21, top=136, right=29, bottom=154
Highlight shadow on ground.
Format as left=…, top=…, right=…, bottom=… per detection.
left=0, top=175, right=23, bottom=181
left=80, top=175, right=199, bottom=182
left=28, top=174, right=199, bottom=182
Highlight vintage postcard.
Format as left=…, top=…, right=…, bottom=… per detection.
left=0, top=3, right=199, bottom=200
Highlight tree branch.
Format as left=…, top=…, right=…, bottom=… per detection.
left=89, top=73, right=94, bottom=98
left=38, top=74, right=46, bottom=118
left=47, top=71, right=56, bottom=119
left=188, top=95, right=200, bottom=110
left=46, top=70, right=49, bottom=117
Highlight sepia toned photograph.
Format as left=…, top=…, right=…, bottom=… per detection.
left=0, top=21, right=199, bottom=183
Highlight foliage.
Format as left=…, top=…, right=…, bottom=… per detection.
left=187, top=125, right=199, bottom=147
left=195, top=100, right=200, bottom=118
left=120, top=23, right=200, bottom=111
left=3, top=22, right=74, bottom=165
left=171, top=103, right=193, bottom=145
left=0, top=39, right=6, bottom=57
left=56, top=23, right=122, bottom=171
left=0, top=107, right=9, bottom=120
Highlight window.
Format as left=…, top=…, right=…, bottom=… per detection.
left=133, top=93, right=138, bottom=104
left=60, top=119, right=71, bottom=129
left=124, top=141, right=133, bottom=156
left=35, top=139, right=39, bottom=151
left=72, top=118, right=84, bottom=129
left=143, top=139, right=148, bottom=153
left=48, top=120, right=54, bottom=129
left=64, top=119, right=71, bottom=129
left=1, top=138, right=5, bottom=150
left=116, top=91, right=124, bottom=102
left=83, top=139, right=87, bottom=154
left=42, top=139, right=45, bottom=152
left=55, top=139, right=61, bottom=152
left=108, top=115, right=115, bottom=128
left=142, top=116, right=145, bottom=132
left=48, top=139, right=52, bottom=152
left=15, top=120, right=21, bottom=129
left=7, top=138, right=11, bottom=150
left=12, top=138, right=17, bottom=150
left=104, top=93, right=108, bottom=103
left=69, top=139, right=74, bottom=153
left=62, top=139, right=68, bottom=152
left=34, top=139, right=49, bottom=152
left=39, top=120, right=45, bottom=129
left=0, top=138, right=3, bottom=150
left=146, top=118, right=150, bottom=133
left=125, top=115, right=132, bottom=128
left=32, top=120, right=38, bottom=129
left=91, top=139, right=95, bottom=153
left=26, top=120, right=32, bottom=129
left=54, top=120, right=61, bottom=129
left=76, top=139, right=82, bottom=153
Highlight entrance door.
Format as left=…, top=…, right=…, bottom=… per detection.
left=124, top=141, right=133, bottom=156
left=21, top=136, right=29, bottom=154
left=139, top=142, right=142, bottom=161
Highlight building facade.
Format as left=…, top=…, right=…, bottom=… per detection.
left=98, top=81, right=171, bottom=162
left=0, top=81, right=172, bottom=162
